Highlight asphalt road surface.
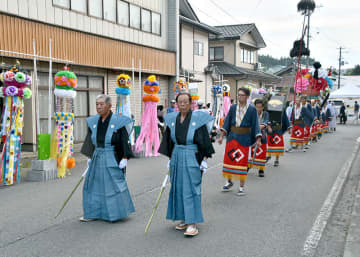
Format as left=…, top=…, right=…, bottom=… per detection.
left=1, top=125, right=359, bottom=257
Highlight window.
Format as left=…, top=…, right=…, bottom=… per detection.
left=194, top=41, right=204, bottom=56
left=103, top=0, right=116, bottom=22
left=88, top=0, right=103, bottom=18
left=242, top=48, right=256, bottom=64
left=71, top=0, right=86, bottom=13
left=209, top=47, right=224, bottom=61
left=141, top=9, right=151, bottom=32
left=152, top=12, right=161, bottom=35
left=129, top=4, right=140, bottom=29
left=53, top=0, right=69, bottom=8
left=117, top=0, right=129, bottom=26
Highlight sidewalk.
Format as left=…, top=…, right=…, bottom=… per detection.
left=344, top=171, right=360, bottom=257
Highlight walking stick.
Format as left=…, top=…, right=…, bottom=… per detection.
left=55, top=168, right=88, bottom=218
left=144, top=171, right=170, bottom=234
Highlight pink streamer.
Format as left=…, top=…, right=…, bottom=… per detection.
left=222, top=96, right=231, bottom=119
left=135, top=100, right=160, bottom=157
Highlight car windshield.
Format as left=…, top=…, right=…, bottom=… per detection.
left=333, top=101, right=343, bottom=106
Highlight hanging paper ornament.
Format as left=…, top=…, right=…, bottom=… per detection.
left=294, top=77, right=309, bottom=93
left=50, top=66, right=77, bottom=178
left=115, top=74, right=132, bottom=117
left=173, top=78, right=188, bottom=112
left=258, top=88, right=267, bottom=94
left=135, top=75, right=160, bottom=157
left=222, top=84, right=231, bottom=119
left=0, top=64, right=32, bottom=185
left=188, top=83, right=200, bottom=110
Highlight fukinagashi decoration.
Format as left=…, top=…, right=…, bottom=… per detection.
left=0, top=64, right=32, bottom=185
left=115, top=74, right=132, bottom=117
left=173, top=78, right=188, bottom=112
left=135, top=75, right=160, bottom=157
left=188, top=83, right=200, bottom=110
left=50, top=66, right=77, bottom=178
left=222, top=84, right=231, bottom=119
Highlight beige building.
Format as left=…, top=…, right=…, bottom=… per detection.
left=208, top=24, right=280, bottom=102
left=0, top=0, right=177, bottom=150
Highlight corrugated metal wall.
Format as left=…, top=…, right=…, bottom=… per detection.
left=0, top=14, right=176, bottom=76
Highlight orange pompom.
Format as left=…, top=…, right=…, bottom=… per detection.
left=144, top=85, right=160, bottom=95
left=66, top=158, right=76, bottom=169
left=143, top=95, right=160, bottom=102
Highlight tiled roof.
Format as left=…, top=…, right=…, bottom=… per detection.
left=180, top=16, right=221, bottom=35
left=208, top=61, right=281, bottom=83
left=210, top=24, right=254, bottom=39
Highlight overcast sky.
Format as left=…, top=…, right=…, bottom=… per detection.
left=189, top=0, right=360, bottom=70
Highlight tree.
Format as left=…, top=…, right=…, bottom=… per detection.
left=349, top=65, right=360, bottom=75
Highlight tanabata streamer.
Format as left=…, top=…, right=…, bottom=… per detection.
left=188, top=83, right=200, bottom=111
left=135, top=75, right=160, bottom=157
left=50, top=66, right=77, bottom=178
left=0, top=64, right=32, bottom=185
left=173, top=78, right=188, bottom=112
left=115, top=74, right=131, bottom=117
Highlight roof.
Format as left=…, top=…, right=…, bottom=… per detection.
left=208, top=61, right=281, bottom=83
left=180, top=0, right=199, bottom=22
left=329, top=84, right=360, bottom=98
left=274, top=65, right=294, bottom=76
left=180, top=16, right=221, bottom=35
left=209, top=24, right=266, bottom=48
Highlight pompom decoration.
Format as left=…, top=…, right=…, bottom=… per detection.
left=66, top=158, right=76, bottom=169
left=50, top=66, right=77, bottom=178
left=294, top=77, right=309, bottom=92
left=135, top=75, right=161, bottom=157
left=23, top=88, right=32, bottom=99
left=0, top=64, right=32, bottom=185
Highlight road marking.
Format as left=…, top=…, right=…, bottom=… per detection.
left=302, top=137, right=360, bottom=257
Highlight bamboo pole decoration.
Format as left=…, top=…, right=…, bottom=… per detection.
left=48, top=39, right=52, bottom=134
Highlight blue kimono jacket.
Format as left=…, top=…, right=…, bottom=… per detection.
left=290, top=105, right=314, bottom=128
left=258, top=111, right=269, bottom=144
left=160, top=111, right=214, bottom=224
left=82, top=114, right=135, bottom=222
left=222, top=104, right=261, bottom=147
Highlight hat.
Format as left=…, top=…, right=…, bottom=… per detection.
left=170, top=99, right=176, bottom=103
left=198, top=99, right=204, bottom=106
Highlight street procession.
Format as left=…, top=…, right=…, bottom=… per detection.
left=1, top=0, right=360, bottom=257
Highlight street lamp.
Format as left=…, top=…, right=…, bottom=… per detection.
left=297, top=0, right=316, bottom=68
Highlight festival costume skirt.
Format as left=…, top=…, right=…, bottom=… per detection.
left=267, top=133, right=285, bottom=157
left=316, top=123, right=323, bottom=134
left=324, top=121, right=329, bottom=132
left=304, top=125, right=311, bottom=144
left=222, top=139, right=249, bottom=181
left=290, top=125, right=305, bottom=146
left=248, top=143, right=267, bottom=171
left=167, top=144, right=204, bottom=225
left=310, top=124, right=317, bottom=139
left=83, top=148, right=135, bottom=222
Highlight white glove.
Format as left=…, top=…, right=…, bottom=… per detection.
left=200, top=160, right=208, bottom=174
left=167, top=160, right=171, bottom=171
left=119, top=159, right=127, bottom=169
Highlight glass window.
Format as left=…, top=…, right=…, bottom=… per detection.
left=71, top=0, right=86, bottom=13
left=117, top=0, right=129, bottom=26
left=209, top=47, right=214, bottom=61
left=141, top=9, right=151, bottom=32
left=194, top=41, right=204, bottom=56
left=103, top=0, right=116, bottom=22
left=151, top=12, right=161, bottom=34
left=53, top=0, right=69, bottom=8
left=129, top=4, right=140, bottom=29
left=214, top=47, right=224, bottom=61
left=88, top=0, right=103, bottom=18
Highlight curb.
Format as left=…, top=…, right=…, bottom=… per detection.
left=302, top=137, right=360, bottom=257
left=343, top=176, right=360, bottom=257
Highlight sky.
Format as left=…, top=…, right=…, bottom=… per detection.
left=188, top=0, right=360, bottom=70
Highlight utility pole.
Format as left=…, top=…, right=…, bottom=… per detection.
left=306, top=13, right=311, bottom=68
left=338, top=47, right=344, bottom=89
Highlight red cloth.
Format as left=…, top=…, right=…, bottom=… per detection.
left=222, top=139, right=249, bottom=180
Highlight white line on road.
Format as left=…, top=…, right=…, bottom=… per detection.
left=302, top=137, right=360, bottom=257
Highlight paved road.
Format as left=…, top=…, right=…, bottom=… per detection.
left=1, top=125, right=359, bottom=257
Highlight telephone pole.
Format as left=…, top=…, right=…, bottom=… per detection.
left=337, top=47, right=344, bottom=89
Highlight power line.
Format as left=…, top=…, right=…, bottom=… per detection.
left=208, top=0, right=243, bottom=24
left=190, top=3, right=226, bottom=25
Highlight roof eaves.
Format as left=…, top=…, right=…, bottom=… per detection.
left=180, top=16, right=221, bottom=35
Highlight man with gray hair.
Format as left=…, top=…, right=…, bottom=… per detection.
left=80, top=94, right=135, bottom=222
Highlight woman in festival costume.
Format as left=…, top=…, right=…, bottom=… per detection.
left=248, top=99, right=269, bottom=177
left=218, top=87, right=261, bottom=196
left=267, top=110, right=290, bottom=167
left=80, top=94, right=135, bottom=222
left=159, top=92, right=214, bottom=237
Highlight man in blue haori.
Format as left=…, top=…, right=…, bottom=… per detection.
left=80, top=94, right=135, bottom=222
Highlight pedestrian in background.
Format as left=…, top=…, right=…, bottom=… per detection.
left=354, top=101, right=359, bottom=124
left=340, top=103, right=346, bottom=124
left=80, top=94, right=135, bottom=222
left=167, top=99, right=176, bottom=114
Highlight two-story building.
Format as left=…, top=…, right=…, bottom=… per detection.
left=178, top=0, right=220, bottom=103
left=0, top=0, right=177, bottom=150
left=207, top=24, right=280, bottom=102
